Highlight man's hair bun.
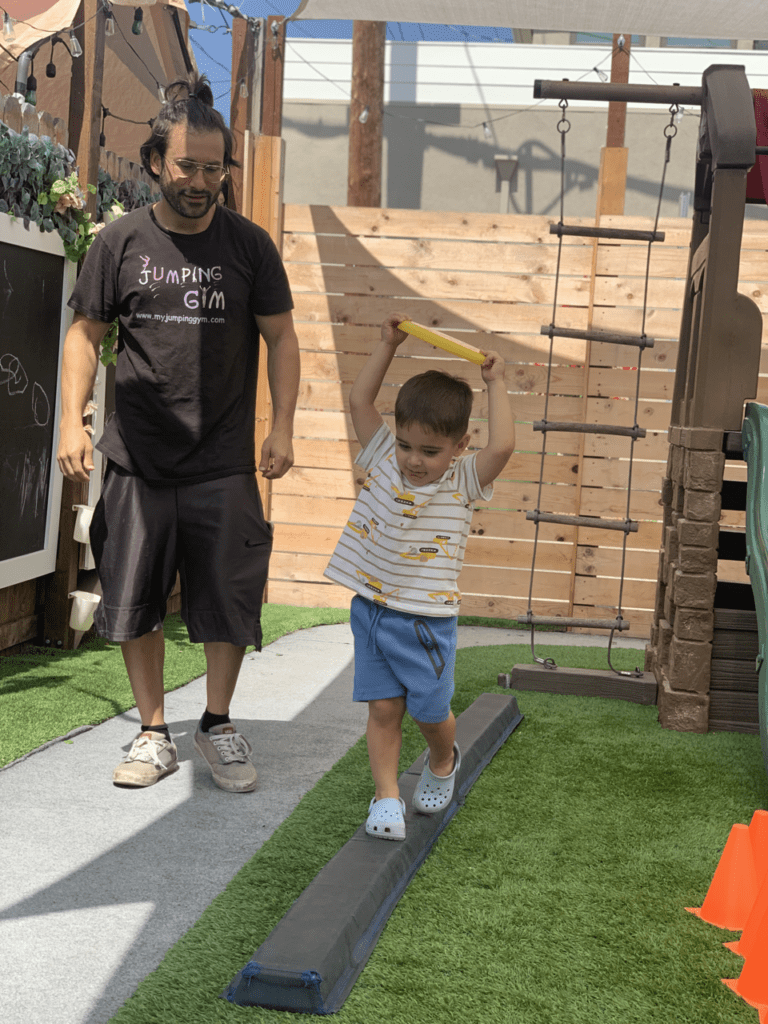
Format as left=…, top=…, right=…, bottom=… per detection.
left=164, top=73, right=214, bottom=108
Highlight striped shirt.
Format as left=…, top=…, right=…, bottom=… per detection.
left=324, top=423, right=493, bottom=617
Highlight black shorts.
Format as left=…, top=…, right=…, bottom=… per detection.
left=89, top=462, right=273, bottom=647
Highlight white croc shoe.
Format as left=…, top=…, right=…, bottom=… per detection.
left=365, top=796, right=407, bottom=841
left=412, top=743, right=461, bottom=814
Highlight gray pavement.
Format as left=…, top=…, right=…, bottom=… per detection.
left=0, top=623, right=645, bottom=1024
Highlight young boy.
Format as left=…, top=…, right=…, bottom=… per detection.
left=324, top=313, right=515, bottom=840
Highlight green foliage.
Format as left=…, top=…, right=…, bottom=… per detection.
left=0, top=124, right=159, bottom=249
left=0, top=123, right=159, bottom=366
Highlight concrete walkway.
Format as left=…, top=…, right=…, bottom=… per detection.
left=0, top=623, right=645, bottom=1024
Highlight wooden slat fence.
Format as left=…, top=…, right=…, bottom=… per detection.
left=271, top=205, right=768, bottom=638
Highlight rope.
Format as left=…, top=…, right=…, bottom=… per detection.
left=526, top=101, right=678, bottom=675
left=525, top=98, right=570, bottom=669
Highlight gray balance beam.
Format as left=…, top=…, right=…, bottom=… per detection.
left=223, top=692, right=523, bottom=1014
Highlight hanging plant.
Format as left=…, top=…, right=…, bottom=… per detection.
left=0, top=123, right=159, bottom=365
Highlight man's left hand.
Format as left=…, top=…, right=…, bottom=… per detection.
left=259, top=427, right=294, bottom=479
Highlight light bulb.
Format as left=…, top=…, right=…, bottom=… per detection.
left=595, top=66, right=608, bottom=83
left=70, top=31, right=83, bottom=57
left=132, top=7, right=144, bottom=35
left=618, top=34, right=625, bottom=48
left=105, top=15, right=115, bottom=37
left=483, top=122, right=492, bottom=138
left=25, top=74, right=37, bottom=106
left=46, top=62, right=56, bottom=78
left=358, top=105, right=369, bottom=124
left=3, top=12, right=15, bottom=41
left=157, top=86, right=165, bottom=101
left=239, top=79, right=248, bottom=99
left=674, top=106, right=685, bottom=124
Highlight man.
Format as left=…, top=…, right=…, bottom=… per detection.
left=57, top=74, right=300, bottom=793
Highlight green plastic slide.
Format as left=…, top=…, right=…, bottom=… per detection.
left=741, top=402, right=768, bottom=778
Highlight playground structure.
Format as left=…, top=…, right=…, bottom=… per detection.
left=642, top=66, right=765, bottom=753
left=483, top=65, right=768, bottom=770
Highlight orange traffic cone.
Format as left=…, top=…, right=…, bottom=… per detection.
left=725, top=872, right=768, bottom=957
left=725, top=810, right=768, bottom=957
left=749, top=809, right=768, bottom=884
left=722, top=900, right=768, bottom=1019
left=686, top=823, right=759, bottom=930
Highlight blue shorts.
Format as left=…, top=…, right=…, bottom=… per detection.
left=350, top=595, right=457, bottom=723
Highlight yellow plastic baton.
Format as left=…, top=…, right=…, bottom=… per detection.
left=398, top=320, right=486, bottom=365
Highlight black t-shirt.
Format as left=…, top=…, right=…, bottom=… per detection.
left=68, top=204, right=294, bottom=485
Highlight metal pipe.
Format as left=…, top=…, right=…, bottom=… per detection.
left=534, top=79, right=703, bottom=106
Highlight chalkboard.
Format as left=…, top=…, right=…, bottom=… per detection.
left=0, top=214, right=74, bottom=589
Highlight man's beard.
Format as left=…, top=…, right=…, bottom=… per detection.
left=159, top=173, right=221, bottom=220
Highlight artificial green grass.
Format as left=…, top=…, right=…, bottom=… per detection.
left=107, top=643, right=767, bottom=1024
left=0, top=606, right=543, bottom=767
left=0, top=605, right=350, bottom=767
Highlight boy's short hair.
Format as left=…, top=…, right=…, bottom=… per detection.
left=395, top=370, right=473, bottom=439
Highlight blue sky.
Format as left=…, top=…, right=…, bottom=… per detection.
left=185, top=1, right=517, bottom=117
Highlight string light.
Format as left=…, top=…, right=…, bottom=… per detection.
left=105, top=14, right=115, bottom=36
left=131, top=7, right=143, bottom=36
left=3, top=10, right=15, bottom=40
left=594, top=66, right=608, bottom=82
left=483, top=122, right=492, bottom=138
left=70, top=30, right=83, bottom=57
left=25, top=71, right=37, bottom=106
left=44, top=35, right=73, bottom=79
left=239, top=78, right=248, bottom=99
left=358, top=105, right=369, bottom=124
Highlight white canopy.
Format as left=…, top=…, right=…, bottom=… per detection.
left=288, top=0, right=768, bottom=41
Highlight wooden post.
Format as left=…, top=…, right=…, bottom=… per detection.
left=566, top=34, right=631, bottom=627
left=262, top=15, right=285, bottom=138
left=347, top=21, right=386, bottom=207
left=67, top=0, right=105, bottom=220
left=42, top=0, right=106, bottom=650
left=251, top=16, right=288, bottom=533
left=229, top=16, right=257, bottom=216
left=606, top=34, right=631, bottom=149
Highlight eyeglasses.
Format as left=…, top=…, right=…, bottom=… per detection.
left=164, top=157, right=229, bottom=184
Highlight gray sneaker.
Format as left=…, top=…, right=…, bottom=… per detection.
left=113, top=731, right=179, bottom=787
left=193, top=722, right=258, bottom=792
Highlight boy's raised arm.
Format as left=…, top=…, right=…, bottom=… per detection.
left=349, top=313, right=408, bottom=449
left=474, top=351, right=516, bottom=490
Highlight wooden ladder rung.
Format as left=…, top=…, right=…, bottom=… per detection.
left=526, top=511, right=639, bottom=533
left=540, top=325, right=654, bottom=349
left=550, top=224, right=665, bottom=243
left=533, top=420, right=646, bottom=439
left=517, top=614, right=630, bottom=631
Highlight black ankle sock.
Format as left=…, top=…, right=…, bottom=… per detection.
left=200, top=710, right=231, bottom=733
left=142, top=724, right=171, bottom=741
